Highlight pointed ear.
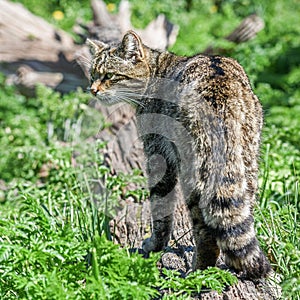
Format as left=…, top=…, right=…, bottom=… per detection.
left=121, top=31, right=145, bottom=62
left=86, top=39, right=108, bottom=55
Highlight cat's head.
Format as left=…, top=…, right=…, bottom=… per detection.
left=87, top=31, right=151, bottom=106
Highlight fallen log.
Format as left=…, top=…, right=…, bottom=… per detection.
left=203, top=14, right=265, bottom=54
left=0, top=0, right=178, bottom=95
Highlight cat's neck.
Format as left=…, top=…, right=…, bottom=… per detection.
left=145, top=48, right=186, bottom=78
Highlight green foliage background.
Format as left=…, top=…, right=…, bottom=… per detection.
left=1, top=0, right=300, bottom=299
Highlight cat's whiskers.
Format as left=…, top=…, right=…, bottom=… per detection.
left=89, top=87, right=142, bottom=107
left=76, top=53, right=92, bottom=64
left=112, top=91, right=145, bottom=107
left=79, top=58, right=91, bottom=67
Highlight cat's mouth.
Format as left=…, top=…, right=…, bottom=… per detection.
left=90, top=79, right=110, bottom=96
left=89, top=83, right=120, bottom=105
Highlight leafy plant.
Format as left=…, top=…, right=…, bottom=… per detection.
left=159, top=267, right=238, bottom=297
left=0, top=185, right=160, bottom=300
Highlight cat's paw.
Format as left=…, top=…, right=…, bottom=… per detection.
left=142, top=237, right=159, bottom=254
left=142, top=236, right=166, bottom=254
left=192, top=247, right=219, bottom=271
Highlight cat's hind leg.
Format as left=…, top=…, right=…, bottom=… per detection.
left=187, top=191, right=220, bottom=270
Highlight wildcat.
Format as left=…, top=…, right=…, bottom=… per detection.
left=87, top=30, right=271, bottom=279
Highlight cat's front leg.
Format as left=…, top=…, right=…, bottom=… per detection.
left=142, top=202, right=174, bottom=253
left=142, top=145, right=179, bottom=254
left=142, top=172, right=178, bottom=254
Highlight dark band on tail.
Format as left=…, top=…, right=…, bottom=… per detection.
left=223, top=236, right=258, bottom=259
left=207, top=215, right=254, bottom=240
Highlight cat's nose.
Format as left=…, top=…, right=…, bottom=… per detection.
left=90, top=81, right=104, bottom=96
left=90, top=86, right=98, bottom=96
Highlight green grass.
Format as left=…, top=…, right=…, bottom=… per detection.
left=0, top=188, right=160, bottom=299
left=1, top=0, right=300, bottom=299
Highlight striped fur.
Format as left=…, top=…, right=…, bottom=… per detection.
left=88, top=31, right=271, bottom=279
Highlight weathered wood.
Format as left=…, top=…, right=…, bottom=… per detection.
left=0, top=0, right=87, bottom=95
left=0, top=1, right=75, bottom=62
left=0, top=0, right=178, bottom=95
left=88, top=0, right=179, bottom=48
left=225, top=14, right=264, bottom=43
left=203, top=14, right=264, bottom=54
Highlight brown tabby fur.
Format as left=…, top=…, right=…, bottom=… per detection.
left=87, top=30, right=271, bottom=279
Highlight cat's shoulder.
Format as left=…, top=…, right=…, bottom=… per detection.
left=181, top=54, right=249, bottom=83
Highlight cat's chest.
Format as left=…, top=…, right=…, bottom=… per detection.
left=136, top=99, right=181, bottom=129
left=136, top=98, right=190, bottom=155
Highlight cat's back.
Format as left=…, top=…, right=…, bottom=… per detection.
left=180, top=54, right=250, bottom=86
left=177, top=54, right=263, bottom=130
left=173, top=53, right=263, bottom=173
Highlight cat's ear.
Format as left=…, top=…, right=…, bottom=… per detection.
left=121, top=31, right=145, bottom=63
left=86, top=39, right=108, bottom=55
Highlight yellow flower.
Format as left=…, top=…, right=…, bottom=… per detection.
left=107, top=3, right=116, bottom=13
left=52, top=10, right=64, bottom=21
left=210, top=5, right=218, bottom=14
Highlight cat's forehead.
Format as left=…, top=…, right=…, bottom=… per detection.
left=92, top=45, right=133, bottom=75
left=92, top=48, right=114, bottom=68
left=93, top=44, right=123, bottom=63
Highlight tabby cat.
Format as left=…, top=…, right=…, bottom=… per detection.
left=87, top=30, right=271, bottom=279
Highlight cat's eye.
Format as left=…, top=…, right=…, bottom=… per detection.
left=104, top=73, right=114, bottom=80
left=90, top=71, right=99, bottom=82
